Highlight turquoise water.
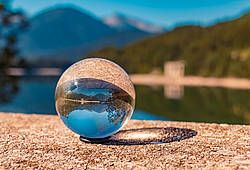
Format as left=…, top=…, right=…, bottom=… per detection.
left=0, top=77, right=249, bottom=124
left=0, top=77, right=165, bottom=121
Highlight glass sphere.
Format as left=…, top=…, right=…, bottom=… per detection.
left=55, top=58, right=135, bottom=139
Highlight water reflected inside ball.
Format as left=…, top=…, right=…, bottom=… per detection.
left=55, top=78, right=134, bottom=138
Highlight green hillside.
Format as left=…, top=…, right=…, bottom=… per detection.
left=83, top=12, right=250, bottom=78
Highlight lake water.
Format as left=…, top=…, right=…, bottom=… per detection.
left=0, top=76, right=249, bottom=124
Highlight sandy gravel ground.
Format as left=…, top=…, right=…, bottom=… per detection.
left=0, top=112, right=249, bottom=169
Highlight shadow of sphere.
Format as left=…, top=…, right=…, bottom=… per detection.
left=80, top=127, right=197, bottom=145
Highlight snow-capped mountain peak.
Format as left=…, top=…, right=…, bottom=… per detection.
left=103, top=13, right=165, bottom=34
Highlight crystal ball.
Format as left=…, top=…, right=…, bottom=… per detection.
left=55, top=58, right=135, bottom=139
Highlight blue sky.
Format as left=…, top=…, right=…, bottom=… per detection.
left=13, top=0, right=250, bottom=27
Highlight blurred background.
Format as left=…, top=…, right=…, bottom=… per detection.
left=0, top=0, right=250, bottom=124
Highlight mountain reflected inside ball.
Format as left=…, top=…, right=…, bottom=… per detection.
left=55, top=58, right=135, bottom=139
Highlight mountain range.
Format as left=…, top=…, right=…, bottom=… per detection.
left=86, top=12, right=250, bottom=78
left=18, top=7, right=165, bottom=66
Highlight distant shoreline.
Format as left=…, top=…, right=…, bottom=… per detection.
left=4, top=67, right=250, bottom=90
left=130, top=74, right=250, bottom=90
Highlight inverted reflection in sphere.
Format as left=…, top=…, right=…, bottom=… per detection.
left=55, top=58, right=135, bottom=139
